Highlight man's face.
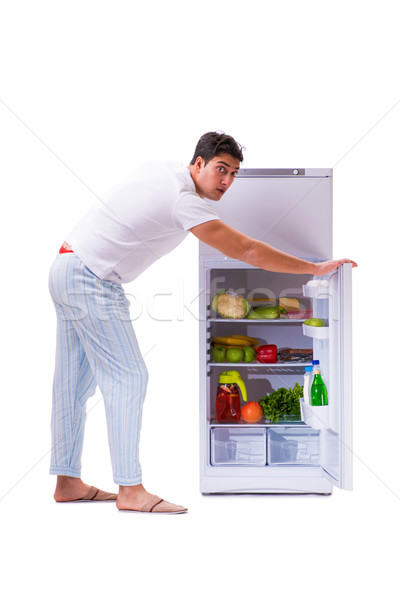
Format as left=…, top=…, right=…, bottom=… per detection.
left=192, top=153, right=240, bottom=201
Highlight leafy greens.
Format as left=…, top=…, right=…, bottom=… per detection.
left=258, top=382, right=303, bottom=423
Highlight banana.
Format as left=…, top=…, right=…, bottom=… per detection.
left=230, top=334, right=259, bottom=345
left=225, top=345, right=248, bottom=350
left=212, top=336, right=255, bottom=347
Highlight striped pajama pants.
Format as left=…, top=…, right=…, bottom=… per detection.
left=48, top=252, right=148, bottom=485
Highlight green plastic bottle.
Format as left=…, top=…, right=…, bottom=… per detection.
left=310, top=368, right=328, bottom=406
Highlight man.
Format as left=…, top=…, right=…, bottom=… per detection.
left=48, top=132, right=357, bottom=514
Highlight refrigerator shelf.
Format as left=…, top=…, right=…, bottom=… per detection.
left=210, top=420, right=306, bottom=427
left=207, top=361, right=312, bottom=368
left=208, top=318, right=307, bottom=323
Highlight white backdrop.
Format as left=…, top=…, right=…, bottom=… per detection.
left=1, top=1, right=398, bottom=598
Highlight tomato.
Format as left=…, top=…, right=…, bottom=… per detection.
left=241, top=401, right=264, bottom=423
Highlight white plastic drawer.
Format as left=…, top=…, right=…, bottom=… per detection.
left=268, top=427, right=320, bottom=465
left=211, top=427, right=267, bottom=466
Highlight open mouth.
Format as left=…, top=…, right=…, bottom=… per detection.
left=217, top=188, right=225, bottom=194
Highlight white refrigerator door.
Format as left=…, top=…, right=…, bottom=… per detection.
left=321, top=263, right=353, bottom=489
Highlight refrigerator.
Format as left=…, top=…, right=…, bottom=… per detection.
left=198, top=168, right=353, bottom=494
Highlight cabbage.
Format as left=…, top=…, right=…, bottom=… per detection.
left=211, top=289, right=251, bottom=319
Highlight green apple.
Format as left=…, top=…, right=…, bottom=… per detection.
left=226, top=347, right=244, bottom=363
left=304, top=318, right=325, bottom=327
left=212, top=345, right=226, bottom=362
left=242, top=345, right=256, bottom=362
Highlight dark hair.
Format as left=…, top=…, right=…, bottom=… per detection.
left=190, top=131, right=245, bottom=165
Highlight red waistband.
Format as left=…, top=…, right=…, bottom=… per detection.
left=59, top=245, right=74, bottom=254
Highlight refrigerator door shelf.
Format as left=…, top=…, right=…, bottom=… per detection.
left=302, top=283, right=330, bottom=299
left=300, top=403, right=330, bottom=430
left=302, top=323, right=329, bottom=339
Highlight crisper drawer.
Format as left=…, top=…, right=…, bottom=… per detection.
left=268, top=427, right=320, bottom=465
left=211, top=427, right=267, bottom=466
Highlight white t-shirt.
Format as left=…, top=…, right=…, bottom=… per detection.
left=66, top=161, right=220, bottom=283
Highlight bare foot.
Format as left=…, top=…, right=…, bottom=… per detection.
left=116, top=483, right=187, bottom=513
left=54, top=476, right=93, bottom=501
